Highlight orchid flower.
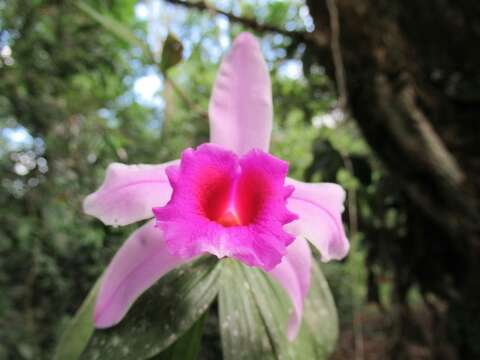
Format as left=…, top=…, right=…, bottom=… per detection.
left=84, top=32, right=349, bottom=341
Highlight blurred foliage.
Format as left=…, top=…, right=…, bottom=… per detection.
left=0, top=0, right=151, bottom=358
left=0, top=0, right=411, bottom=359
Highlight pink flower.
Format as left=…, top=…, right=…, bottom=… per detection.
left=84, top=32, right=349, bottom=341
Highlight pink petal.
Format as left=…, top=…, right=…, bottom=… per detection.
left=286, top=178, right=350, bottom=261
left=153, top=144, right=297, bottom=271
left=83, top=161, right=177, bottom=226
left=94, top=220, right=188, bottom=328
left=267, top=237, right=312, bottom=341
left=208, top=32, right=273, bottom=155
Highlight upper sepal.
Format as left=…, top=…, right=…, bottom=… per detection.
left=208, top=32, right=273, bottom=155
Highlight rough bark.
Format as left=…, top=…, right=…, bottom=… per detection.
left=306, top=0, right=480, bottom=357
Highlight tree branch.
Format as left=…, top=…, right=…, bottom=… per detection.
left=164, top=0, right=321, bottom=46
left=326, top=0, right=349, bottom=112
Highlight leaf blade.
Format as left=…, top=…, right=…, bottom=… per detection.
left=53, top=279, right=100, bottom=360
left=218, top=258, right=338, bottom=360
left=150, top=313, right=205, bottom=360
left=218, top=260, right=277, bottom=360
left=81, top=256, right=221, bottom=360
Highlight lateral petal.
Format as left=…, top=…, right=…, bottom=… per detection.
left=83, top=160, right=177, bottom=226
left=267, top=237, right=312, bottom=341
left=94, top=220, right=188, bottom=328
left=286, top=178, right=350, bottom=261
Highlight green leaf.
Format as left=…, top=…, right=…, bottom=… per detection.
left=150, top=314, right=205, bottom=360
left=160, top=34, right=183, bottom=74
left=53, top=279, right=100, bottom=360
left=76, top=2, right=153, bottom=61
left=218, top=260, right=278, bottom=360
left=219, top=258, right=338, bottom=360
left=81, top=256, right=221, bottom=360
left=289, top=261, right=339, bottom=359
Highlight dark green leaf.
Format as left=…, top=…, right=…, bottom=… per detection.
left=150, top=314, right=205, bottom=360
left=160, top=34, right=184, bottom=73
left=68, top=256, right=221, bottom=360
left=219, top=258, right=338, bottom=360
left=289, top=261, right=339, bottom=359
left=219, top=260, right=278, bottom=360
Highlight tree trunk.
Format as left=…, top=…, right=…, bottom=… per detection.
left=306, top=0, right=480, bottom=357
